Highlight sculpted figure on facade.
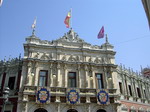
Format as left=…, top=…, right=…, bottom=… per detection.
left=27, top=72, right=34, bottom=86
left=40, top=52, right=50, bottom=60
left=34, top=52, right=39, bottom=59
left=88, top=57, right=93, bottom=63
left=62, top=55, right=66, bottom=61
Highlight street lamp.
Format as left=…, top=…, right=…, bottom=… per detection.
left=2, top=87, right=10, bottom=112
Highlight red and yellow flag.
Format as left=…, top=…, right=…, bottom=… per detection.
left=64, top=11, right=71, bottom=28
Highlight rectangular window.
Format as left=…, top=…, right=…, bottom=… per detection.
left=119, top=82, right=123, bottom=94
left=128, top=85, right=132, bottom=96
left=39, top=70, right=48, bottom=86
left=68, top=72, right=76, bottom=87
left=137, top=87, right=141, bottom=98
left=8, top=76, right=15, bottom=90
left=96, top=73, right=104, bottom=89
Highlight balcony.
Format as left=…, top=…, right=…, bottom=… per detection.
left=20, top=86, right=120, bottom=104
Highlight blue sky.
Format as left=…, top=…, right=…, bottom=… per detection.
left=0, top=0, right=149, bottom=72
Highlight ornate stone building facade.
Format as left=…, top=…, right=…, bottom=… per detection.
left=0, top=57, right=22, bottom=112
left=116, top=65, right=150, bottom=112
left=0, top=29, right=150, bottom=112
left=17, top=29, right=119, bottom=112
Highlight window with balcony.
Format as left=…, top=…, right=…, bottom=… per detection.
left=128, top=85, right=132, bottom=96
left=119, top=82, right=123, bottom=94
left=39, top=70, right=48, bottom=86
left=137, top=87, right=141, bottom=98
left=68, top=72, right=76, bottom=87
left=8, top=76, right=15, bottom=90
left=96, top=73, right=104, bottom=89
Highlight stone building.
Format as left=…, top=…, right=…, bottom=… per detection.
left=0, top=57, right=22, bottom=112
left=17, top=29, right=119, bottom=112
left=0, top=29, right=150, bottom=112
left=116, top=65, right=150, bottom=112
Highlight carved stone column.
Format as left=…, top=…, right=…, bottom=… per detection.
left=77, top=64, right=81, bottom=88
left=103, top=67, right=107, bottom=89
left=57, top=63, right=61, bottom=87
left=133, top=78, right=137, bottom=98
left=91, top=67, right=96, bottom=89
left=85, top=65, right=89, bottom=88
left=88, top=70, right=92, bottom=88
left=34, top=62, right=39, bottom=86
left=64, top=64, right=68, bottom=88
left=49, top=63, right=52, bottom=87
left=107, top=68, right=113, bottom=89
left=26, top=62, right=32, bottom=85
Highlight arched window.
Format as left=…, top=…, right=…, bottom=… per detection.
left=67, top=109, right=78, bottom=112
left=96, top=109, right=106, bottom=112
left=34, top=108, right=48, bottom=112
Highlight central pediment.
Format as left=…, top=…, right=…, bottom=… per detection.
left=56, top=29, right=86, bottom=43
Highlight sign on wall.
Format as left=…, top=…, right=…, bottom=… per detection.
left=36, top=87, right=50, bottom=104
left=67, top=88, right=80, bottom=104
left=97, top=89, right=109, bottom=105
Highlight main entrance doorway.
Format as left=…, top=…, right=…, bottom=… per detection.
left=34, top=108, right=48, bottom=112
left=67, top=109, right=78, bottom=112
left=96, top=109, right=106, bottom=112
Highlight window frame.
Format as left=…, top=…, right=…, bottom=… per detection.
left=8, top=76, right=16, bottom=90
left=128, top=85, right=132, bottom=96
left=95, top=73, right=104, bottom=89
left=119, top=82, right=123, bottom=94
left=137, top=87, right=141, bottom=98
left=38, top=70, right=48, bottom=87
left=68, top=72, right=76, bottom=87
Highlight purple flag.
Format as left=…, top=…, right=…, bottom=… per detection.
left=97, top=26, right=104, bottom=39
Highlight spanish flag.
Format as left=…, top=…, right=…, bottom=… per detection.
left=64, top=10, right=71, bottom=28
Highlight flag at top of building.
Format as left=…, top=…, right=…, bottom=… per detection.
left=0, top=0, right=3, bottom=7
left=31, top=18, right=37, bottom=29
left=64, top=10, right=71, bottom=28
left=97, top=26, right=104, bottom=39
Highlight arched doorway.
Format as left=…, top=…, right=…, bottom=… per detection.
left=34, top=108, right=48, bottom=112
left=67, top=109, right=78, bottom=112
left=96, top=109, right=106, bottom=112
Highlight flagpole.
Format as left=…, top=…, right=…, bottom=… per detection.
left=70, top=8, right=72, bottom=29
left=32, top=17, right=37, bottom=36
left=105, top=34, right=108, bottom=43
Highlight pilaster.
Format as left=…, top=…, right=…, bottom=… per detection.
left=57, top=63, right=61, bottom=87
left=64, top=64, right=68, bottom=88
left=34, top=62, right=39, bottom=86
left=77, top=64, right=81, bottom=88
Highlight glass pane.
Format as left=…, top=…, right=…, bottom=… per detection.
left=68, top=72, right=76, bottom=87
left=69, top=72, right=75, bottom=78
left=97, top=74, right=101, bottom=78
left=98, top=80, right=102, bottom=89
left=39, top=76, right=46, bottom=86
left=68, top=79, right=71, bottom=87
left=72, top=79, right=76, bottom=87
left=40, top=71, right=46, bottom=76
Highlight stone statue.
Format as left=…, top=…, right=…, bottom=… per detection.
left=108, top=77, right=113, bottom=89
left=27, top=72, right=34, bottom=86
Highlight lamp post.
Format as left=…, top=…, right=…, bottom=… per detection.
left=2, top=87, right=10, bottom=112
